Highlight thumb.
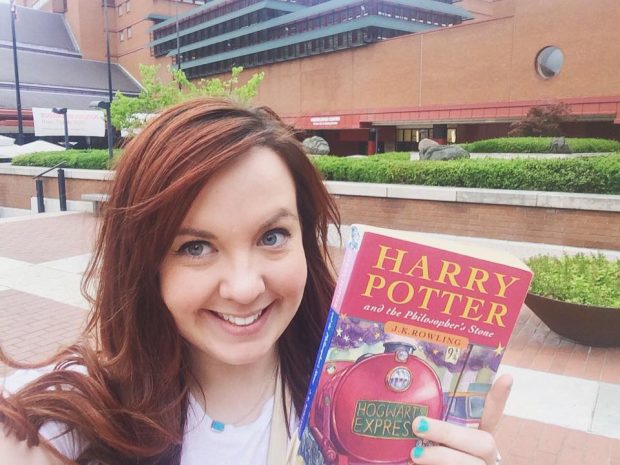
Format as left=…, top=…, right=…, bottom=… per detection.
left=479, top=373, right=512, bottom=433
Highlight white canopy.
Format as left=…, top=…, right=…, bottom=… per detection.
left=0, top=140, right=65, bottom=157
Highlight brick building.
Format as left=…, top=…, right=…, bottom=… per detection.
left=2, top=0, right=619, bottom=153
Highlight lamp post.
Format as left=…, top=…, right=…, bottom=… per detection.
left=52, top=107, right=69, bottom=149
left=176, top=0, right=182, bottom=71
left=102, top=0, right=115, bottom=151
left=90, top=100, right=113, bottom=160
left=10, top=0, right=24, bottom=145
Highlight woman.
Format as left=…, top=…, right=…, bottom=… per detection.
left=0, top=98, right=509, bottom=465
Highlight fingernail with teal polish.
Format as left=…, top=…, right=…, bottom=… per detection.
left=412, top=446, right=424, bottom=459
left=417, top=418, right=430, bottom=433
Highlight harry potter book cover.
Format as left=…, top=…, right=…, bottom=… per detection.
left=295, top=225, right=533, bottom=465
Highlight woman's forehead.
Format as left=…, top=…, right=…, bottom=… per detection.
left=179, top=147, right=299, bottom=236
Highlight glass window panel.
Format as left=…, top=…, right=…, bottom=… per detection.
left=536, top=46, right=564, bottom=78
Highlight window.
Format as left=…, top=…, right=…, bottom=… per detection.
left=536, top=46, right=564, bottom=79
left=120, top=29, right=125, bottom=41
left=448, top=128, right=457, bottom=144
left=127, top=26, right=132, bottom=39
left=397, top=129, right=414, bottom=142
left=117, top=4, right=123, bottom=16
left=126, top=0, right=131, bottom=12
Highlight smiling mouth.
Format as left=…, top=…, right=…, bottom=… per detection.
left=213, top=309, right=265, bottom=326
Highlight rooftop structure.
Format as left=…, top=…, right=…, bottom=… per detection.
left=150, top=0, right=473, bottom=78
left=0, top=2, right=141, bottom=136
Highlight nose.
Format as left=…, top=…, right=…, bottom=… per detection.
left=218, top=256, right=266, bottom=305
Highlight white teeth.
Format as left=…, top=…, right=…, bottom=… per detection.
left=215, top=310, right=263, bottom=326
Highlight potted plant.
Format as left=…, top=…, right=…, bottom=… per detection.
left=524, top=254, right=620, bottom=347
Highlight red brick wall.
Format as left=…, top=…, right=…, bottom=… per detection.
left=333, top=195, right=620, bottom=251
left=252, top=0, right=620, bottom=121
left=0, top=175, right=109, bottom=210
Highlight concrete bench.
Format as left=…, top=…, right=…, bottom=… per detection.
left=81, top=193, right=110, bottom=216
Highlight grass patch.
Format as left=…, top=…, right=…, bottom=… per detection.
left=526, top=254, right=620, bottom=307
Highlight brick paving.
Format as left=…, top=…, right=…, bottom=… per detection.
left=496, top=416, right=620, bottom=465
left=503, top=306, right=620, bottom=384
left=0, top=289, right=87, bottom=378
left=1, top=213, right=619, bottom=464
left=0, top=213, right=96, bottom=263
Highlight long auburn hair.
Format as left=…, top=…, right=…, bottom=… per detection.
left=0, top=98, right=340, bottom=464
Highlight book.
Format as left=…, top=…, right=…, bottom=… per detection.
left=295, top=224, right=532, bottom=465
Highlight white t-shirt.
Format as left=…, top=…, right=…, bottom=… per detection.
left=2, top=369, right=298, bottom=465
left=182, top=394, right=274, bottom=465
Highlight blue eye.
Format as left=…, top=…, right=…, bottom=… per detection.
left=178, top=241, right=213, bottom=258
left=261, top=229, right=290, bottom=247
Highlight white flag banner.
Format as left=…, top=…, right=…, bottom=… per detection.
left=32, top=108, right=106, bottom=137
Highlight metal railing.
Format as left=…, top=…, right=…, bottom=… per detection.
left=33, top=162, right=67, bottom=213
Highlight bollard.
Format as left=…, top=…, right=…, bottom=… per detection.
left=35, top=178, right=45, bottom=213
left=58, top=168, right=67, bottom=211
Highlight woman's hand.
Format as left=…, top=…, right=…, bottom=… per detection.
left=410, top=374, right=512, bottom=465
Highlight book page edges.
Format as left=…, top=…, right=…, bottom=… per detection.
left=331, top=243, right=359, bottom=312
left=355, top=224, right=531, bottom=272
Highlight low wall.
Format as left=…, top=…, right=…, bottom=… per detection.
left=0, top=166, right=110, bottom=210
left=1, top=166, right=619, bottom=250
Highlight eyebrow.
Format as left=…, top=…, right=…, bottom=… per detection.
left=175, top=208, right=298, bottom=239
left=259, top=208, right=299, bottom=230
left=175, top=227, right=215, bottom=240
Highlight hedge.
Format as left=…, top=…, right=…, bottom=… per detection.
left=459, top=137, right=620, bottom=153
left=312, top=153, right=620, bottom=194
left=11, top=150, right=120, bottom=170
left=11, top=150, right=620, bottom=194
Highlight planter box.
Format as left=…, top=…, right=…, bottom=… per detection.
left=525, top=293, right=620, bottom=347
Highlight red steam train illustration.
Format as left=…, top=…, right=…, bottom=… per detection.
left=302, top=342, right=444, bottom=465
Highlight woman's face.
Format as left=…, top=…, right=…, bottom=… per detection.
left=159, top=147, right=308, bottom=367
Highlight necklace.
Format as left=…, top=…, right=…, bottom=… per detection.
left=202, top=365, right=279, bottom=433
left=209, top=396, right=271, bottom=433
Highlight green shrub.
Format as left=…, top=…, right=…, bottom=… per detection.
left=11, top=150, right=119, bottom=170
left=460, top=137, right=620, bottom=153
left=312, top=153, right=620, bottom=194
left=371, top=152, right=410, bottom=162
left=11, top=150, right=620, bottom=194
left=525, top=254, right=620, bottom=307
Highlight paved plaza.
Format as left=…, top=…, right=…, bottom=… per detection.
left=0, top=212, right=619, bottom=464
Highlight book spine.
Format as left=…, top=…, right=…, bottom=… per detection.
left=298, top=307, right=340, bottom=438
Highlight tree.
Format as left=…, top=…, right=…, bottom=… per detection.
left=507, top=103, right=573, bottom=137
left=110, top=65, right=265, bottom=134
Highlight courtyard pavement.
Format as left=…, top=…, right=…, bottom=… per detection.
left=0, top=212, right=619, bottom=465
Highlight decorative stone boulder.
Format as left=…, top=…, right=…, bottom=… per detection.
left=302, top=136, right=330, bottom=155
left=420, top=145, right=470, bottom=161
left=550, top=137, right=572, bottom=154
left=418, top=138, right=439, bottom=157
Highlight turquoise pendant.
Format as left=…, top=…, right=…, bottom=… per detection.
left=211, top=420, right=225, bottom=433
